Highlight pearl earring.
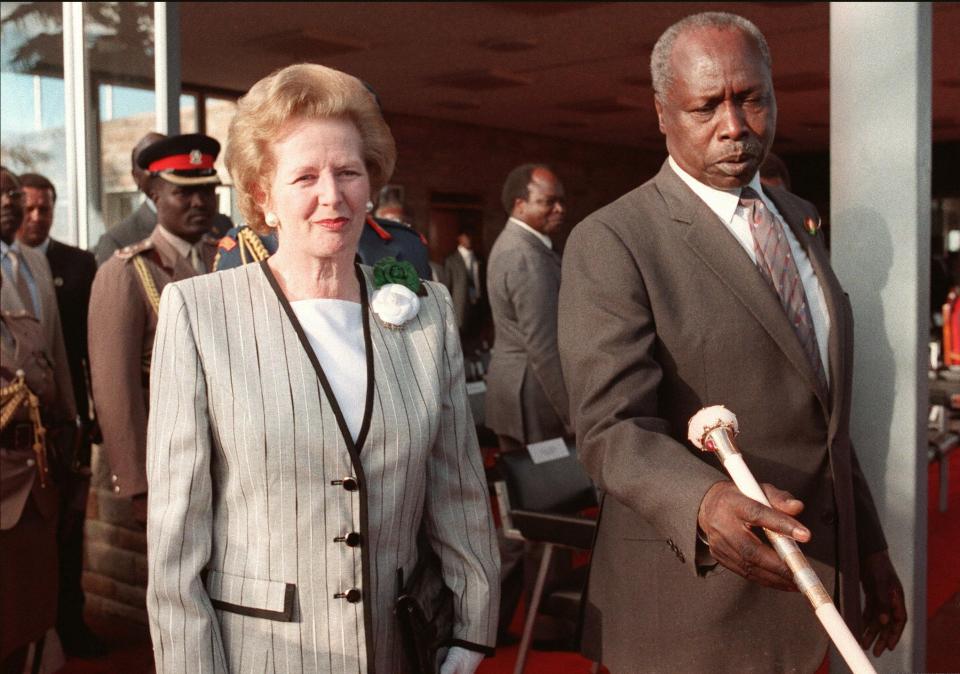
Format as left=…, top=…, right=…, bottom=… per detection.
left=265, top=212, right=279, bottom=227
left=366, top=200, right=374, bottom=213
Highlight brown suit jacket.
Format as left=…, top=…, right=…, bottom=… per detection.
left=88, top=226, right=217, bottom=497
left=486, top=220, right=569, bottom=444
left=558, top=161, right=886, bottom=673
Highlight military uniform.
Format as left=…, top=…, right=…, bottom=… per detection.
left=89, top=133, right=223, bottom=500
left=212, top=223, right=277, bottom=271
left=214, top=215, right=432, bottom=279
left=88, top=227, right=218, bottom=498
left=1, top=243, right=76, bottom=665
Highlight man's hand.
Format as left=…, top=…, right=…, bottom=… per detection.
left=697, top=480, right=810, bottom=591
left=860, top=550, right=906, bottom=656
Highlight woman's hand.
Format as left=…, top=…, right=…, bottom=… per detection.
left=439, top=646, right=484, bottom=674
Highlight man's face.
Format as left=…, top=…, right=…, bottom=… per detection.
left=17, top=187, right=55, bottom=247
left=0, top=170, right=24, bottom=245
left=655, top=27, right=776, bottom=190
left=514, top=168, right=565, bottom=235
left=151, top=179, right=217, bottom=243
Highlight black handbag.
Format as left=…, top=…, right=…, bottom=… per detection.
left=395, top=536, right=455, bottom=674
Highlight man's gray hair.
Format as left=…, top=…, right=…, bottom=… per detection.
left=650, top=12, right=772, bottom=101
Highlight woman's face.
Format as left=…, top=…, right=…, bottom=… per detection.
left=263, top=116, right=370, bottom=260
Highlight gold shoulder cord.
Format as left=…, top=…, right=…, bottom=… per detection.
left=0, top=372, right=49, bottom=487
left=132, top=255, right=161, bottom=315
left=238, top=227, right=270, bottom=263
left=131, top=255, right=161, bottom=379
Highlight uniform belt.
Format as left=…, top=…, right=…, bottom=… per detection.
left=0, top=422, right=35, bottom=451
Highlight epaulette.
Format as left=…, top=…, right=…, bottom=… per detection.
left=371, top=216, right=429, bottom=246
left=114, top=237, right=155, bottom=261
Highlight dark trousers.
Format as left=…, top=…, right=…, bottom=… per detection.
left=56, top=469, right=91, bottom=632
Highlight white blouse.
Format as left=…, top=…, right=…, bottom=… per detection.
left=290, top=298, right=366, bottom=441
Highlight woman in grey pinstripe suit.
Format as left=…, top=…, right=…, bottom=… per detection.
left=145, top=64, right=499, bottom=674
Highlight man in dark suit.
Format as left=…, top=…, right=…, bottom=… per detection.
left=16, top=172, right=105, bottom=658
left=92, top=132, right=230, bottom=265
left=558, top=12, right=905, bottom=672
left=443, top=225, right=486, bottom=354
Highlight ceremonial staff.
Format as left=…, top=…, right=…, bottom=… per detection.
left=687, top=405, right=877, bottom=674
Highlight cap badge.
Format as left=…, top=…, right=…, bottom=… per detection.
left=189, top=149, right=202, bottom=165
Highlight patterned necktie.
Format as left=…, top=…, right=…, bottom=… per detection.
left=740, top=186, right=827, bottom=395
left=6, top=249, right=36, bottom=317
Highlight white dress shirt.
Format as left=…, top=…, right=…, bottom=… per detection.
left=457, top=244, right=481, bottom=300
left=290, top=298, right=367, bottom=441
left=668, top=156, right=831, bottom=379
left=507, top=216, right=553, bottom=250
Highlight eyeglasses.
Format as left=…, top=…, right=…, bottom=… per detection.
left=1, top=189, right=24, bottom=202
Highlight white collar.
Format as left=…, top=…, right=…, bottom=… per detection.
left=668, top=155, right=766, bottom=225
left=34, top=238, right=51, bottom=254
left=507, top=216, right=553, bottom=250
left=143, top=195, right=157, bottom=213
left=156, top=225, right=198, bottom=259
left=457, top=245, right=474, bottom=258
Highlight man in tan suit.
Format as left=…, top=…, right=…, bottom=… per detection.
left=559, top=12, right=905, bottom=672
left=1, top=166, right=76, bottom=672
left=89, top=134, right=221, bottom=523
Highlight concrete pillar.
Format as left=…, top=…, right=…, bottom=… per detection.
left=155, top=2, right=182, bottom=135
left=829, top=3, right=931, bottom=672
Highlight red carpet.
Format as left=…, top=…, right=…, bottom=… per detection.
left=927, top=450, right=960, bottom=617
left=60, top=454, right=960, bottom=673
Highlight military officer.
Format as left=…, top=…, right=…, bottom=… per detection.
left=215, top=212, right=432, bottom=279
left=1, top=166, right=77, bottom=672
left=88, top=134, right=221, bottom=523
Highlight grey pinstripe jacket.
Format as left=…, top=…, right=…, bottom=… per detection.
left=145, top=261, right=499, bottom=673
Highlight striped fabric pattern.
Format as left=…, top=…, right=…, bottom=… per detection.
left=146, top=262, right=499, bottom=673
left=741, top=186, right=827, bottom=395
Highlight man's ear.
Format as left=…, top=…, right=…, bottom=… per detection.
left=512, top=197, right=525, bottom=217
left=147, top=181, right=161, bottom=206
left=654, top=97, right=666, bottom=135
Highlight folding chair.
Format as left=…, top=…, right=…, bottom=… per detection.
left=494, top=445, right=600, bottom=674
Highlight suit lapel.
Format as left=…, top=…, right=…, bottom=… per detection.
left=260, top=261, right=375, bottom=455
left=657, top=163, right=829, bottom=413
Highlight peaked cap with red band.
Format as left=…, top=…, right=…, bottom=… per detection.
left=137, top=133, right=221, bottom=186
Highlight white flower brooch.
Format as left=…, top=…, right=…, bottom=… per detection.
left=370, top=257, right=423, bottom=329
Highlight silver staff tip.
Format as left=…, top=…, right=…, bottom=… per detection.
left=687, top=405, right=739, bottom=450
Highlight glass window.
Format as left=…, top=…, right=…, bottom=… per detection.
left=206, top=96, right=237, bottom=220
left=85, top=1, right=155, bottom=246
left=1, top=1, right=69, bottom=241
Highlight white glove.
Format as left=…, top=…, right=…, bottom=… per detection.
left=439, top=646, right=484, bottom=674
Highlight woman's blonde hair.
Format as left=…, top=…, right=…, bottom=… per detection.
left=225, top=63, right=396, bottom=234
